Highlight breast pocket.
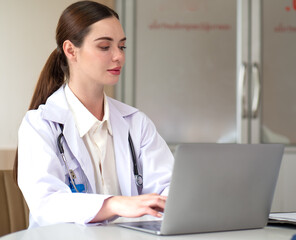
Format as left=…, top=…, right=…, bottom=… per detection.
left=62, top=152, right=88, bottom=193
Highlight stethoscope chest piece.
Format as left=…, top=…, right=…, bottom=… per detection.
left=135, top=174, right=143, bottom=187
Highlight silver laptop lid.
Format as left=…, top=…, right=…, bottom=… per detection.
left=161, top=143, right=284, bottom=235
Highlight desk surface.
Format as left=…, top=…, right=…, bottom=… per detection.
left=1, top=220, right=296, bottom=240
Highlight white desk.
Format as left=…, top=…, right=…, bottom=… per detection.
left=1, top=221, right=296, bottom=240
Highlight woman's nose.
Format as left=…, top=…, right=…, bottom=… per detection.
left=112, top=47, right=125, bottom=63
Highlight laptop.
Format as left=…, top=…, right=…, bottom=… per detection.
left=117, top=143, right=284, bottom=235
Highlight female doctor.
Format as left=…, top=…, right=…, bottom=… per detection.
left=16, top=1, right=174, bottom=227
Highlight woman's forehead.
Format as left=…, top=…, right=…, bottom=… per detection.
left=87, top=17, right=125, bottom=41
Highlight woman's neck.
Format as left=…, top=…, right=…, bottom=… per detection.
left=68, top=81, right=105, bottom=121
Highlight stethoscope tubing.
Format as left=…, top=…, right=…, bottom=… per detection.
left=128, top=133, right=143, bottom=188
left=57, top=131, right=80, bottom=193
left=57, top=124, right=143, bottom=193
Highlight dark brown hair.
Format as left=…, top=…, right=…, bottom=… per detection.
left=14, top=1, right=119, bottom=183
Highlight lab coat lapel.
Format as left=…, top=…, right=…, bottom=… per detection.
left=109, top=102, right=133, bottom=196
left=43, top=87, right=96, bottom=193
left=62, top=115, right=96, bottom=193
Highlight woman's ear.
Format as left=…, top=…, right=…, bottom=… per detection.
left=63, top=40, right=77, bottom=62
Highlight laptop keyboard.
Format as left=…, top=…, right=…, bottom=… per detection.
left=120, top=220, right=162, bottom=232
left=137, top=220, right=161, bottom=231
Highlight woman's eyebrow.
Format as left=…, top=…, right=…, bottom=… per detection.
left=94, top=37, right=126, bottom=42
left=120, top=37, right=127, bottom=42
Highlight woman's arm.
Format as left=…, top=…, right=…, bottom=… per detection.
left=90, top=193, right=167, bottom=222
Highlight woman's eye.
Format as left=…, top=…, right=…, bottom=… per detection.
left=100, top=46, right=110, bottom=51
left=119, top=46, right=126, bottom=51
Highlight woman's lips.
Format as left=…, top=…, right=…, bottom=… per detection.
left=108, top=67, right=121, bottom=75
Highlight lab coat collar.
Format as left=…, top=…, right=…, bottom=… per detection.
left=41, top=85, right=70, bottom=124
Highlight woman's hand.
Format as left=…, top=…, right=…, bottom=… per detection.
left=90, top=193, right=167, bottom=223
left=108, top=193, right=167, bottom=218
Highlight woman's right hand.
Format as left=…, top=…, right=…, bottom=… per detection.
left=90, top=193, right=167, bottom=223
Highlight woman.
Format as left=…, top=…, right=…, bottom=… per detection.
left=17, top=1, right=174, bottom=227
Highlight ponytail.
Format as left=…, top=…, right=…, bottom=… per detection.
left=14, top=48, right=67, bottom=183
left=29, top=48, right=67, bottom=110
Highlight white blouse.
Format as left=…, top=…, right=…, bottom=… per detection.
left=64, top=84, right=121, bottom=195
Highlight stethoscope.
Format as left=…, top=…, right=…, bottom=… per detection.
left=57, top=124, right=143, bottom=193
left=128, top=133, right=143, bottom=188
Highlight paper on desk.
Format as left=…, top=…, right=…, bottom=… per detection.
left=269, top=212, right=296, bottom=225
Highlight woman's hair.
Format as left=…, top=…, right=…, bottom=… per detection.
left=14, top=1, right=119, bottom=183
left=29, top=1, right=119, bottom=110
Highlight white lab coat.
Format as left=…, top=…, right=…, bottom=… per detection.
left=18, top=86, right=174, bottom=227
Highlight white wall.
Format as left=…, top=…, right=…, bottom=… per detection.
left=0, top=0, right=79, bottom=149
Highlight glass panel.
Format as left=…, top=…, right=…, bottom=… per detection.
left=261, top=0, right=296, bottom=144
left=134, top=0, right=237, bottom=143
